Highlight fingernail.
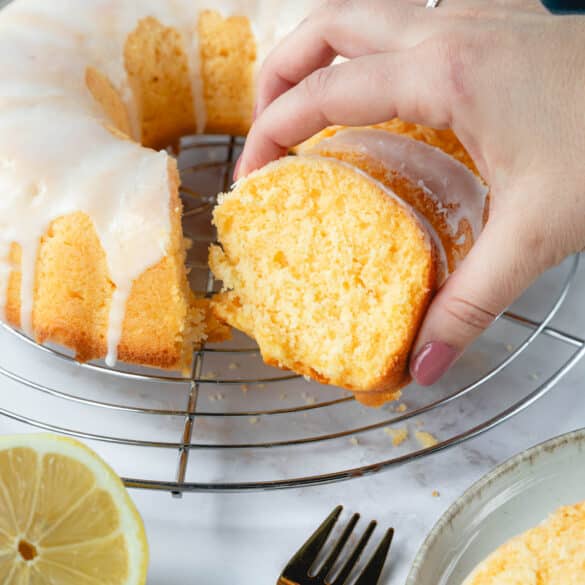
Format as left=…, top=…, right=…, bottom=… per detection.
left=252, top=103, right=259, bottom=122
left=232, top=154, right=243, bottom=182
left=410, top=342, right=459, bottom=386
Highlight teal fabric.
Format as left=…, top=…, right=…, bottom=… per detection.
left=540, top=0, right=585, bottom=13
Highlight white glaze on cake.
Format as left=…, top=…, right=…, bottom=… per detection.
left=0, top=0, right=316, bottom=364
left=303, top=128, right=489, bottom=244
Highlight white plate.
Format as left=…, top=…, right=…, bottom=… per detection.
left=406, top=428, right=585, bottom=585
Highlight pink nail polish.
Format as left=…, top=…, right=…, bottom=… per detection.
left=232, top=154, right=243, bottom=182
left=410, top=342, right=459, bottom=386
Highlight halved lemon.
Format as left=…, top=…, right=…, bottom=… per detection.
left=0, top=433, right=148, bottom=584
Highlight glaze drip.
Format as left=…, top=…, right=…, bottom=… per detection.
left=0, top=0, right=316, bottom=363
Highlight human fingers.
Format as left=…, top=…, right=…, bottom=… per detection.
left=239, top=46, right=454, bottom=178
left=255, top=0, right=437, bottom=116
left=409, top=209, right=555, bottom=386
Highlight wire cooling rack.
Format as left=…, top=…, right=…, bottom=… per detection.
left=0, top=135, right=584, bottom=495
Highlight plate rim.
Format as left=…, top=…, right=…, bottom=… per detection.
left=406, top=426, right=585, bottom=584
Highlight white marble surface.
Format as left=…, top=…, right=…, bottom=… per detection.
left=0, top=256, right=584, bottom=585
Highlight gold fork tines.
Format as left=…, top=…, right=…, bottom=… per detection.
left=278, top=506, right=394, bottom=585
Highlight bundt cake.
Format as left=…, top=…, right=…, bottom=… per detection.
left=210, top=124, right=488, bottom=405
left=0, top=0, right=316, bottom=371
left=463, top=501, right=585, bottom=585
left=0, top=1, right=488, bottom=404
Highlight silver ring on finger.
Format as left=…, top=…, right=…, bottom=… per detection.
left=425, top=0, right=443, bottom=7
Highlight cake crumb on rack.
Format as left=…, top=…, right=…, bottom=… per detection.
left=415, top=431, right=439, bottom=448
left=529, top=372, right=540, bottom=381
left=208, top=394, right=217, bottom=402
left=432, top=490, right=440, bottom=498
left=279, top=393, right=287, bottom=400
left=240, top=384, right=249, bottom=393
left=395, top=403, right=408, bottom=413
left=248, top=417, right=259, bottom=425
left=258, top=383, right=266, bottom=389
left=228, top=362, right=239, bottom=370
left=384, top=427, right=408, bottom=446
left=349, top=437, right=359, bottom=446
left=505, top=343, right=514, bottom=352
left=202, top=370, right=218, bottom=380
left=303, top=375, right=312, bottom=382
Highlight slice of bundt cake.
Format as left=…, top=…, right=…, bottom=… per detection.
left=209, top=156, right=438, bottom=405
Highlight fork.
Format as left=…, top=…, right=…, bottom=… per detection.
left=277, top=506, right=394, bottom=585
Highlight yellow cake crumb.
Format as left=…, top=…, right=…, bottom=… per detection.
left=415, top=431, right=439, bottom=448
left=248, top=416, right=258, bottom=425
left=432, top=490, right=440, bottom=498
left=228, top=362, right=239, bottom=370
left=240, top=384, right=249, bottom=393
left=349, top=437, right=359, bottom=446
left=384, top=427, right=409, bottom=447
left=396, top=403, right=408, bottom=413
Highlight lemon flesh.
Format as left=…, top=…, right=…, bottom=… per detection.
left=0, top=434, right=148, bottom=585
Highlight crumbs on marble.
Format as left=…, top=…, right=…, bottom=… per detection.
left=432, top=490, right=440, bottom=498
left=248, top=416, right=259, bottom=425
left=228, top=362, right=239, bottom=370
left=415, top=431, right=439, bottom=448
left=384, top=427, right=408, bottom=446
left=240, top=384, right=249, bottom=393
left=349, top=437, right=359, bottom=446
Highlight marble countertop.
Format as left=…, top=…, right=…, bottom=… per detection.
left=1, top=256, right=584, bottom=585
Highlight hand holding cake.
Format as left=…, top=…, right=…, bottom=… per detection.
left=237, top=0, right=585, bottom=386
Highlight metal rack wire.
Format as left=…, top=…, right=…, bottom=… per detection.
left=0, top=135, right=583, bottom=494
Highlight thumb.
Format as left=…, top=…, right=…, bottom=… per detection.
left=409, top=217, right=544, bottom=386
